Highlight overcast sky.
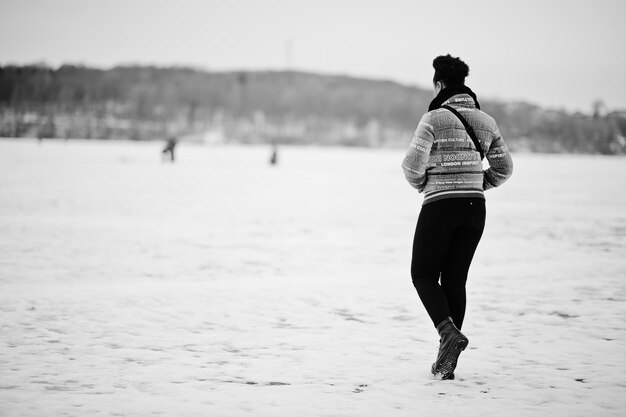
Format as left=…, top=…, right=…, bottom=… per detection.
left=1, top=0, right=624, bottom=112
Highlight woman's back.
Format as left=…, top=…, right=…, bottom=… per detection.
left=402, top=92, right=513, bottom=205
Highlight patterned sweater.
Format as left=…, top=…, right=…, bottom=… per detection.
left=402, top=93, right=513, bottom=204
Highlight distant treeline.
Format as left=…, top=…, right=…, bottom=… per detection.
left=1, top=64, right=625, bottom=153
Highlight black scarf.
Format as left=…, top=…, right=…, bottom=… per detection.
left=428, top=85, right=480, bottom=111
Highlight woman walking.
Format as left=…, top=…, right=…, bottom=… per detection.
left=402, top=55, right=513, bottom=380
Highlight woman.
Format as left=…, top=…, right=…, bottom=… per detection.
left=402, top=54, right=513, bottom=380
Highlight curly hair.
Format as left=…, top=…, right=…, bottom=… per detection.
left=433, top=54, right=469, bottom=86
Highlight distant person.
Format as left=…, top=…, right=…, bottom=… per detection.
left=162, top=137, right=177, bottom=162
left=401, top=55, right=513, bottom=380
left=269, top=142, right=278, bottom=165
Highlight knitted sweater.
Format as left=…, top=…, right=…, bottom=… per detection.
left=402, top=93, right=513, bottom=204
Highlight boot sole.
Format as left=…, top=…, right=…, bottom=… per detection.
left=432, top=337, right=468, bottom=380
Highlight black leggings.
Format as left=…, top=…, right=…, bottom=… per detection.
left=411, top=198, right=486, bottom=330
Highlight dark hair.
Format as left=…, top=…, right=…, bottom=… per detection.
left=433, top=54, right=469, bottom=86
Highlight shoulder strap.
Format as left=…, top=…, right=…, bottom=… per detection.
left=441, top=105, right=484, bottom=160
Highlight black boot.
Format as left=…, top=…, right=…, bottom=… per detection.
left=431, top=317, right=469, bottom=380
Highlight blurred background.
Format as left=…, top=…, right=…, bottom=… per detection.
left=1, top=0, right=625, bottom=153
left=2, top=2, right=626, bottom=415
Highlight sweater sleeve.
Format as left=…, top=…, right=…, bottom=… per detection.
left=402, top=113, right=434, bottom=192
left=483, top=126, right=513, bottom=190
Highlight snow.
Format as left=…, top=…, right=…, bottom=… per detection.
left=1, top=139, right=625, bottom=416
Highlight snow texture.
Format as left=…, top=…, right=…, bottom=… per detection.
left=1, top=139, right=625, bottom=416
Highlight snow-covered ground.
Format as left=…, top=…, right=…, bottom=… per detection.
left=1, top=139, right=625, bottom=417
